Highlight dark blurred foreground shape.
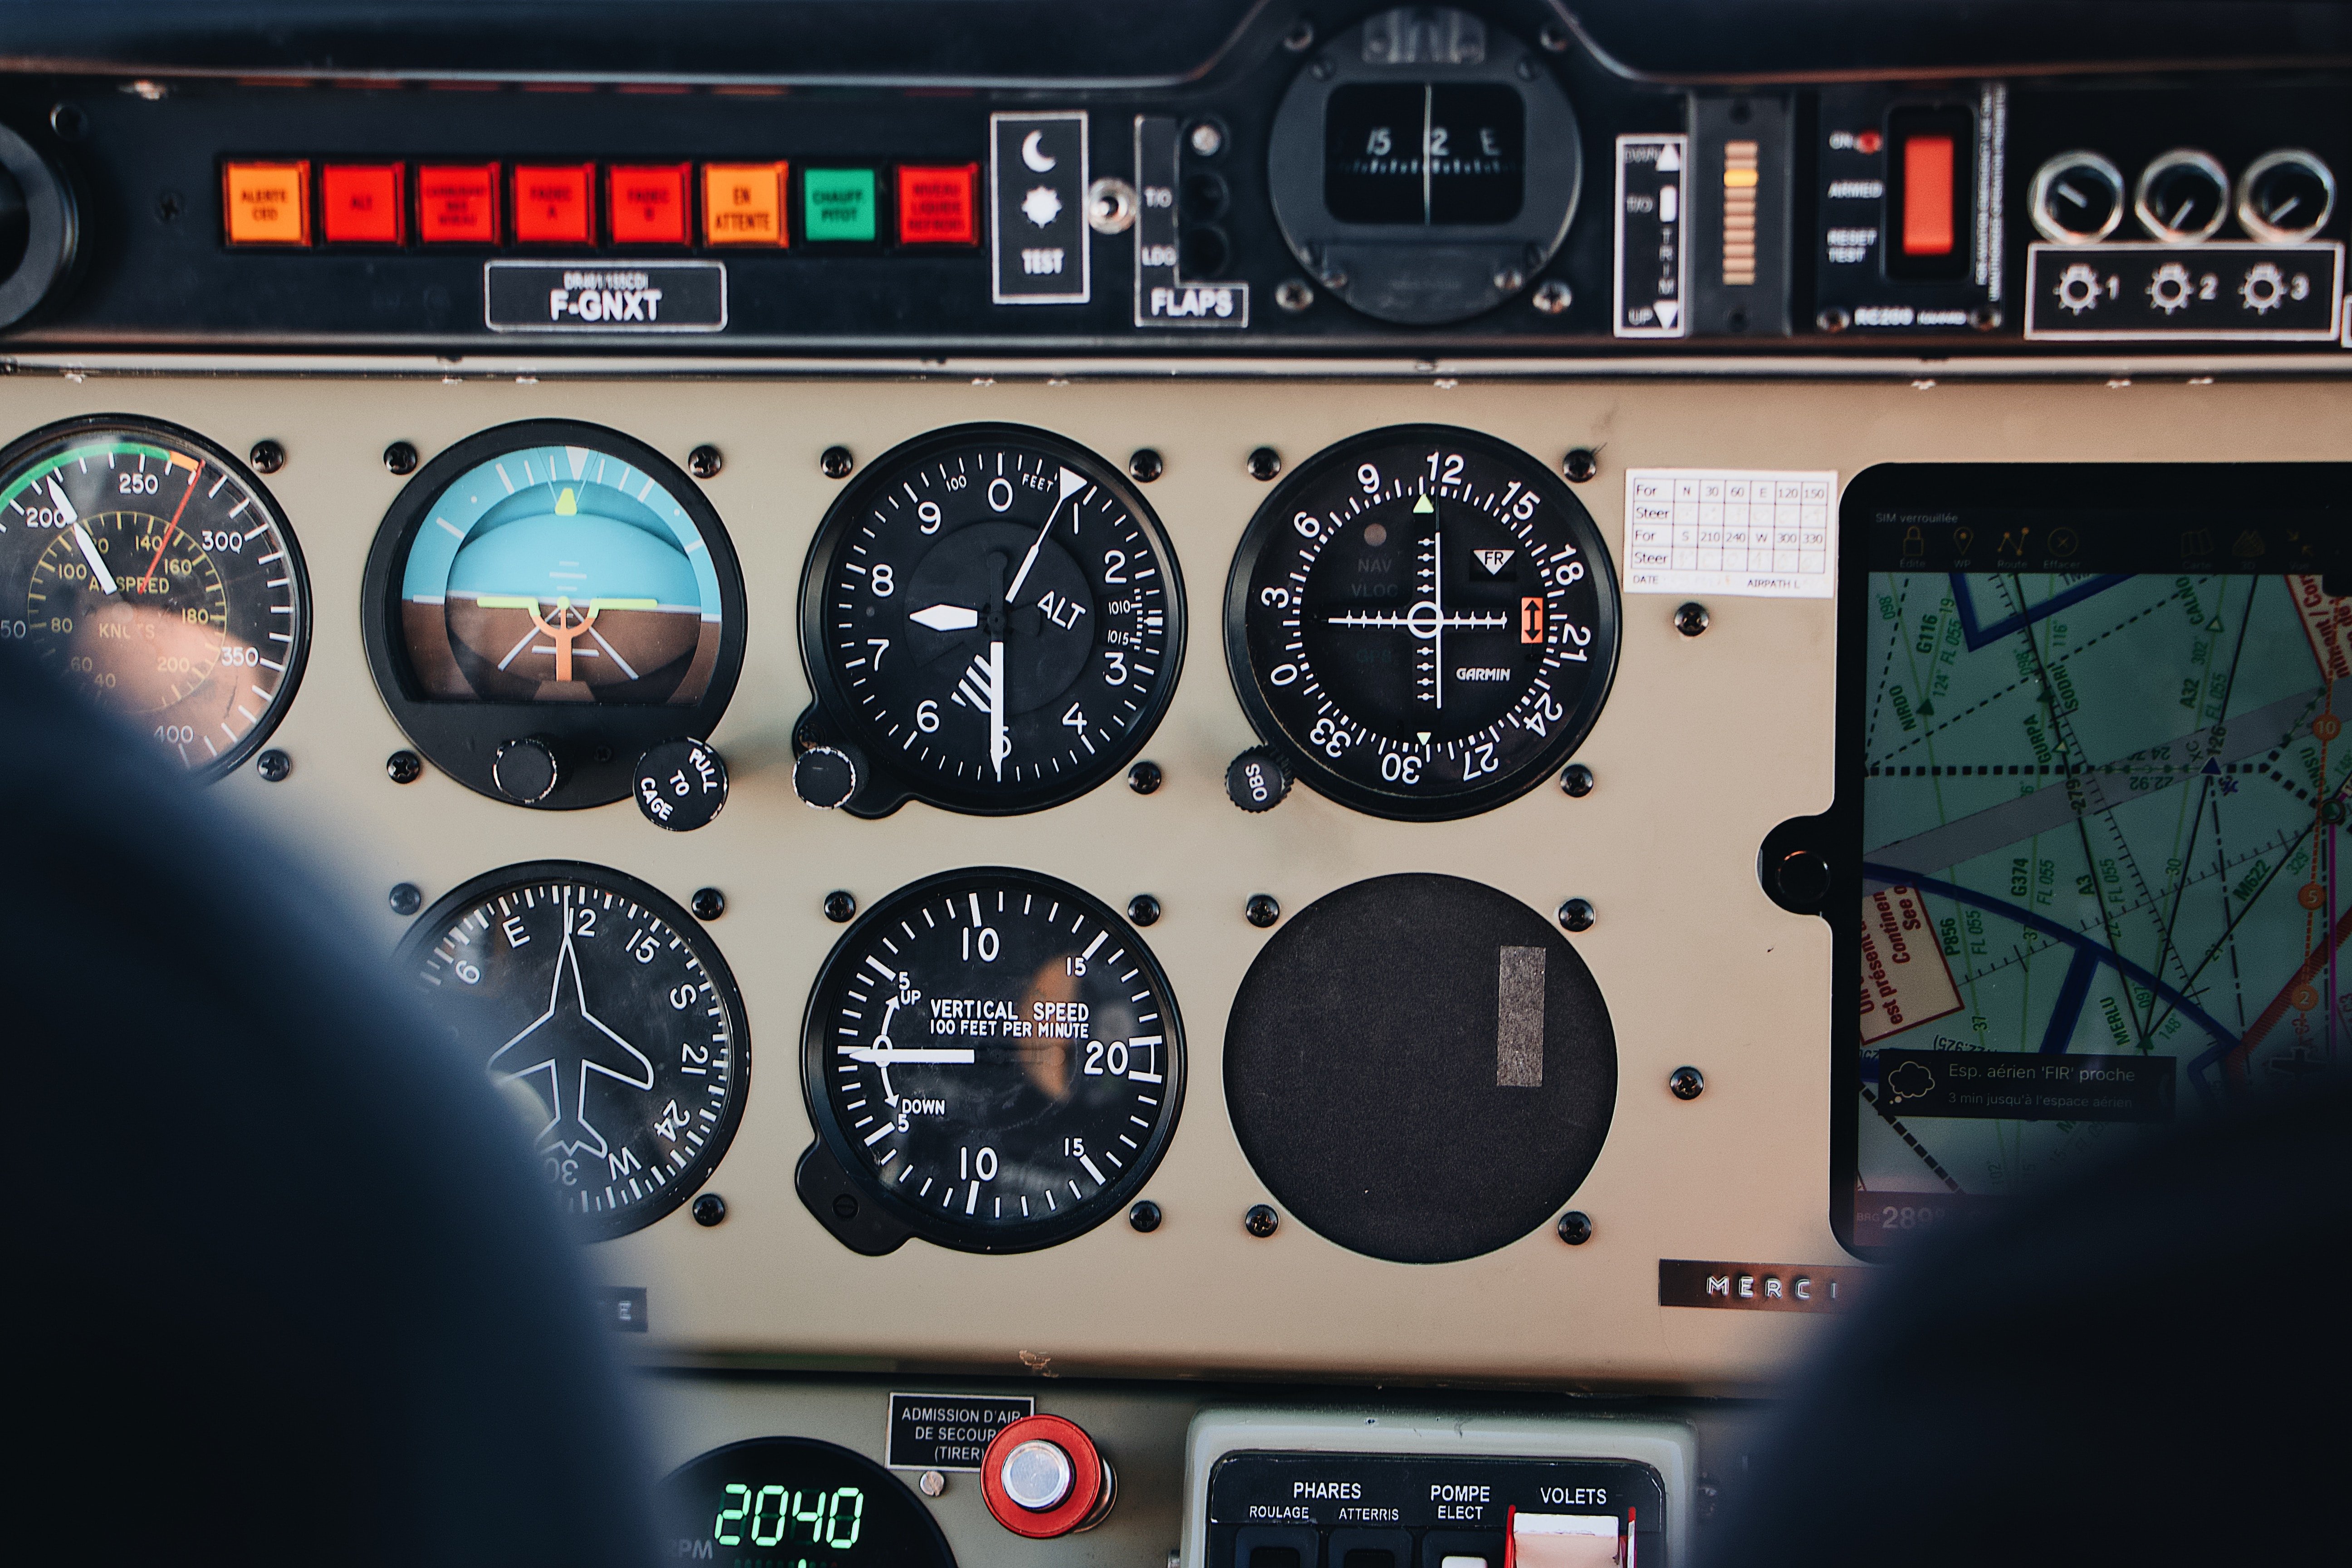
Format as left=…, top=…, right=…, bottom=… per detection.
left=1, top=646, right=657, bottom=1568
left=1712, top=1082, right=2352, bottom=1567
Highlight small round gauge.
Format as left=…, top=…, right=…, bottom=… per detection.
left=0, top=416, right=309, bottom=777
left=798, top=424, right=1184, bottom=816
left=2029, top=150, right=2125, bottom=243
left=2237, top=148, right=2336, bottom=243
left=799, top=867, right=1183, bottom=1254
left=657, top=1438, right=956, bottom=1568
left=361, top=420, right=746, bottom=809
left=396, top=861, right=749, bottom=1240
left=1225, top=426, right=1620, bottom=820
left=2135, top=148, right=2230, bottom=242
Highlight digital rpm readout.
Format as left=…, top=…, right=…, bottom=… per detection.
left=798, top=868, right=1183, bottom=1254
left=1227, top=426, right=1619, bottom=819
left=0, top=416, right=309, bottom=777
left=397, top=861, right=749, bottom=1240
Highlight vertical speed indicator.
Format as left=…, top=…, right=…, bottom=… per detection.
left=797, top=868, right=1184, bottom=1254
left=1225, top=426, right=1620, bottom=819
left=798, top=424, right=1184, bottom=815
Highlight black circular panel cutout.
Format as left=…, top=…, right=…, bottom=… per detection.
left=1226, top=873, right=1616, bottom=1263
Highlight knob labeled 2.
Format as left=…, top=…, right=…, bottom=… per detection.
left=979, top=1414, right=1115, bottom=1538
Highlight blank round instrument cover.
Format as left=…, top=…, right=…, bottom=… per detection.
left=1225, top=873, right=1615, bottom=1264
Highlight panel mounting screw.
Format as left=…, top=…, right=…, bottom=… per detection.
left=1284, top=20, right=1315, bottom=50
left=1244, top=1204, right=1280, bottom=1238
left=1557, top=1210, right=1594, bottom=1245
left=247, top=439, right=285, bottom=474
left=688, top=444, right=723, bottom=479
left=1561, top=763, right=1595, bottom=797
left=1128, top=893, right=1162, bottom=926
left=1129, top=1200, right=1163, bottom=1233
left=388, top=882, right=423, bottom=917
left=1532, top=279, right=1573, bottom=315
left=1670, top=1065, right=1706, bottom=1101
left=1676, top=601, right=1711, bottom=637
left=382, top=441, right=419, bottom=476
left=1558, top=897, right=1596, bottom=932
left=1187, top=120, right=1225, bottom=158
left=1127, top=759, right=1163, bottom=794
left=691, top=1193, right=727, bottom=1226
left=1275, top=278, right=1315, bottom=312
left=919, top=1471, right=948, bottom=1498
left=1563, top=447, right=1599, bottom=483
left=821, top=446, right=855, bottom=479
left=1247, top=446, right=1282, bottom=481
left=691, top=887, right=726, bottom=921
left=254, top=748, right=291, bottom=783
left=386, top=749, right=423, bottom=784
left=823, top=889, right=858, bottom=923
left=1128, top=448, right=1164, bottom=483
left=1245, top=893, right=1280, bottom=928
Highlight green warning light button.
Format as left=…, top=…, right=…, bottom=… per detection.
left=802, top=168, right=877, bottom=241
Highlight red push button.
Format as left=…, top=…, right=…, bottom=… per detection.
left=608, top=163, right=690, bottom=245
left=417, top=163, right=500, bottom=244
left=979, top=1414, right=1115, bottom=1539
left=512, top=164, right=594, bottom=245
left=897, top=162, right=979, bottom=245
left=320, top=164, right=403, bottom=245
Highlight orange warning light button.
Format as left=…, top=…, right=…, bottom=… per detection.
left=223, top=161, right=311, bottom=245
left=702, top=162, right=789, bottom=246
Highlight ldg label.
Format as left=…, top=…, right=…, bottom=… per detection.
left=485, top=260, right=727, bottom=332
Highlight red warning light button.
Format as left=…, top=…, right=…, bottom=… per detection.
left=320, top=164, right=402, bottom=245
left=513, top=164, right=594, bottom=245
left=609, top=164, right=690, bottom=245
left=418, top=163, right=500, bottom=244
left=898, top=163, right=979, bottom=245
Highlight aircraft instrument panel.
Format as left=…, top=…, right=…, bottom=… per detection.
left=4, top=2, right=2349, bottom=1565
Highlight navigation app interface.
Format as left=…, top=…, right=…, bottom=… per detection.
left=1853, top=477, right=2349, bottom=1248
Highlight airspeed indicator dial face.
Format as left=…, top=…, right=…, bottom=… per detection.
left=802, top=868, right=1184, bottom=1253
left=0, top=416, right=310, bottom=779
left=801, top=424, right=1184, bottom=815
left=1227, top=425, right=1620, bottom=819
left=397, top=862, right=750, bottom=1241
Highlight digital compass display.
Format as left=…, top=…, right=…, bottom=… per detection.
left=1226, top=425, right=1620, bottom=819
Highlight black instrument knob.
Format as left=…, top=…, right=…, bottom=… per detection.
left=793, top=745, right=858, bottom=809
left=1226, top=746, right=1291, bottom=813
left=490, top=737, right=560, bottom=804
left=634, top=739, right=729, bottom=831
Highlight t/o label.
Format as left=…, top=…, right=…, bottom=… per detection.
left=886, top=1392, right=1035, bottom=1471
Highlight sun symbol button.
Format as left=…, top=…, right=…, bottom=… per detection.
left=1021, top=184, right=1063, bottom=228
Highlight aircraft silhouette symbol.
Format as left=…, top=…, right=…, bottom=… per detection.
left=488, top=903, right=655, bottom=1160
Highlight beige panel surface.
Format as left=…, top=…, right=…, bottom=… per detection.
left=5, top=372, right=2342, bottom=1395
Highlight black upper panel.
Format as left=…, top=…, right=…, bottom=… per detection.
left=0, top=0, right=2346, bottom=358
